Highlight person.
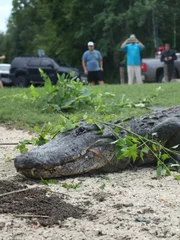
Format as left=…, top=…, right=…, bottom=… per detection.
left=121, top=34, right=145, bottom=84
left=0, top=55, right=6, bottom=88
left=0, top=80, right=3, bottom=88
left=82, top=41, right=104, bottom=85
left=160, top=43, right=177, bottom=82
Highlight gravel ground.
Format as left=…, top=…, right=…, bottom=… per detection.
left=0, top=125, right=180, bottom=240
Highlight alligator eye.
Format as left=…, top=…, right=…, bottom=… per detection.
left=76, top=127, right=86, bottom=135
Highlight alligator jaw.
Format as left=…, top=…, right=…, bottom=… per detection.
left=16, top=146, right=119, bottom=179
left=14, top=123, right=121, bottom=179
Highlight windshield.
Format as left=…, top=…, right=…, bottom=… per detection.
left=52, top=59, right=70, bottom=67
left=0, top=65, right=10, bottom=71
left=57, top=60, right=70, bottom=67
left=50, top=59, right=60, bottom=68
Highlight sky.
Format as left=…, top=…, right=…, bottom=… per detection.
left=0, top=0, right=13, bottom=33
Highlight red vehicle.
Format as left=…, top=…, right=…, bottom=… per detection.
left=155, top=46, right=165, bottom=58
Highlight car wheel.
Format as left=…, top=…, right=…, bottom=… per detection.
left=14, top=76, right=28, bottom=87
left=157, top=73, right=164, bottom=83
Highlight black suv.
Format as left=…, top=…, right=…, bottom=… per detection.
left=10, top=56, right=87, bottom=87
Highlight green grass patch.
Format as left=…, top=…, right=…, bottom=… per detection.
left=1, top=82, right=180, bottom=130
left=4, top=82, right=180, bottom=178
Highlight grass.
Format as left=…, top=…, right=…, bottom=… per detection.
left=1, top=82, right=180, bottom=131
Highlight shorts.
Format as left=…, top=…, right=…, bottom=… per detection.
left=88, top=70, right=102, bottom=83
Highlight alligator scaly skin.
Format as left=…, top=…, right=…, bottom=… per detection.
left=14, top=106, right=180, bottom=179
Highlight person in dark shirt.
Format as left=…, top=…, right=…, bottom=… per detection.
left=160, top=43, right=177, bottom=82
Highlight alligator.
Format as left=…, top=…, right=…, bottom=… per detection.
left=14, top=106, right=180, bottom=179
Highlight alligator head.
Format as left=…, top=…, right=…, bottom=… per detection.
left=14, top=123, right=130, bottom=179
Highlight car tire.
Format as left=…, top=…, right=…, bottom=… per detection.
left=157, top=73, right=164, bottom=83
left=14, top=76, right=28, bottom=87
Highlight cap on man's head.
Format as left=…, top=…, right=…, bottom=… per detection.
left=88, top=41, right=94, bottom=46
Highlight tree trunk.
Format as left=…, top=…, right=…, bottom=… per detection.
left=120, top=66, right=125, bottom=84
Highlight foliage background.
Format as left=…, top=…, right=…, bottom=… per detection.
left=0, top=0, right=179, bottom=83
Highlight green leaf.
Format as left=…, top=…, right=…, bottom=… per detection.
left=142, top=146, right=149, bottom=153
left=94, top=123, right=103, bottom=130
left=55, top=87, right=65, bottom=102
left=114, top=127, right=120, bottom=134
left=69, top=71, right=75, bottom=77
left=157, top=166, right=167, bottom=177
left=165, top=168, right=171, bottom=176
left=161, top=154, right=170, bottom=161
left=75, top=183, right=82, bottom=191
left=140, top=151, right=144, bottom=160
left=152, top=144, right=157, bottom=151
left=40, top=177, right=49, bottom=185
left=99, top=183, right=105, bottom=190
left=16, top=142, right=29, bottom=153
left=126, top=135, right=140, bottom=144
left=116, top=144, right=138, bottom=163
left=61, top=98, right=77, bottom=108
left=157, top=166, right=163, bottom=177
left=65, top=121, right=76, bottom=131
left=174, top=175, right=180, bottom=180
left=29, top=85, right=39, bottom=98
left=36, top=135, right=48, bottom=146
left=171, top=144, right=180, bottom=149
left=96, top=130, right=104, bottom=134
left=130, top=144, right=138, bottom=163
left=62, top=183, right=80, bottom=190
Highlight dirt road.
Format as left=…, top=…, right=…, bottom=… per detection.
left=0, top=126, right=180, bottom=240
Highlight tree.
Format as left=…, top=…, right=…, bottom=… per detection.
left=4, top=0, right=180, bottom=82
